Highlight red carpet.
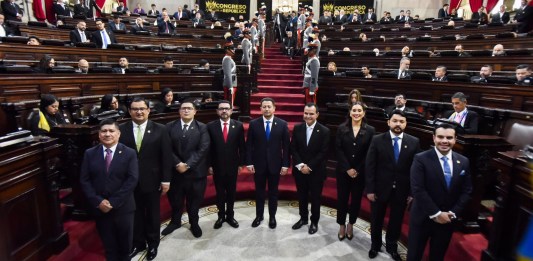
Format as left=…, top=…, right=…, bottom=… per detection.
left=48, top=46, right=487, bottom=261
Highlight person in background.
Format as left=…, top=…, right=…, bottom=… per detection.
left=153, top=88, right=174, bottom=113
left=35, top=55, right=55, bottom=73
left=76, top=59, right=89, bottom=74
left=96, top=94, right=126, bottom=116
left=30, top=94, right=67, bottom=135
left=27, top=35, right=41, bottom=45
left=515, top=64, right=532, bottom=86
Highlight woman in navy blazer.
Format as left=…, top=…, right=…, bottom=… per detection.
left=335, top=102, right=375, bottom=240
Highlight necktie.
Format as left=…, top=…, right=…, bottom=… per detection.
left=454, top=112, right=462, bottom=123
left=222, top=122, right=228, bottom=143
left=80, top=31, right=86, bottom=42
left=183, top=124, right=188, bottom=134
left=105, top=148, right=112, bottom=173
left=306, top=126, right=312, bottom=145
left=135, top=125, right=143, bottom=151
left=393, top=136, right=400, bottom=162
left=265, top=120, right=271, bottom=141
left=101, top=31, right=108, bottom=49
left=441, top=156, right=452, bottom=188
left=165, top=22, right=169, bottom=33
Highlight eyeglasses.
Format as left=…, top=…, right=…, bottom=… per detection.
left=217, top=107, right=231, bottom=111
left=130, top=107, right=147, bottom=112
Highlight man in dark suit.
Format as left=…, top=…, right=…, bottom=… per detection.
left=514, top=0, right=533, bottom=33
left=318, top=10, right=332, bottom=24
left=385, top=94, right=417, bottom=116
left=53, top=0, right=72, bottom=19
left=438, top=4, right=449, bottom=18
left=116, top=1, right=128, bottom=14
left=108, top=15, right=126, bottom=31
left=366, top=110, right=421, bottom=260
left=246, top=97, right=290, bottom=229
left=364, top=8, right=377, bottom=23
left=432, top=65, right=448, bottom=82
left=162, top=101, right=210, bottom=238
left=205, top=10, right=218, bottom=21
left=397, top=57, right=412, bottom=80
left=283, top=30, right=296, bottom=59
left=70, top=21, right=90, bottom=44
left=290, top=103, right=330, bottom=234
left=442, top=92, right=479, bottom=134
left=130, top=17, right=149, bottom=34
left=157, top=12, right=175, bottom=34
left=192, top=12, right=205, bottom=26
left=207, top=100, right=245, bottom=229
left=92, top=19, right=117, bottom=49
left=516, top=64, right=532, bottom=86
left=147, top=4, right=159, bottom=16
left=73, top=0, right=90, bottom=18
left=407, top=124, right=472, bottom=261
left=1, top=0, right=23, bottom=21
left=395, top=10, right=405, bottom=22
left=492, top=5, right=510, bottom=24
left=470, top=65, right=493, bottom=83
left=112, top=57, right=129, bottom=74
left=80, top=119, right=139, bottom=261
left=336, top=9, right=348, bottom=23
left=119, top=97, right=172, bottom=260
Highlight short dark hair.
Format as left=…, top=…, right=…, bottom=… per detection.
left=395, top=93, right=406, bottom=99
left=130, top=96, right=149, bottom=108
left=305, top=102, right=319, bottom=112
left=181, top=99, right=198, bottom=110
left=482, top=64, right=493, bottom=71
left=218, top=100, right=232, bottom=109
left=199, top=59, right=209, bottom=67
left=451, top=92, right=467, bottom=102
left=389, top=109, right=406, bottom=119
left=516, top=64, right=531, bottom=71
left=163, top=56, right=173, bottom=62
left=434, top=123, right=456, bottom=135
left=99, top=118, right=120, bottom=130
left=40, top=94, right=59, bottom=112
left=437, top=65, right=447, bottom=72
left=260, top=97, right=276, bottom=107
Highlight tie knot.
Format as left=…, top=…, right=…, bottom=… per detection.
left=393, top=136, right=400, bottom=142
left=105, top=148, right=112, bottom=153
left=183, top=124, right=188, bottom=128
left=441, top=156, right=448, bottom=161
left=223, top=122, right=228, bottom=126
left=266, top=121, right=271, bottom=124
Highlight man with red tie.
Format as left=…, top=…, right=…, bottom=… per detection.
left=207, top=101, right=246, bottom=229
left=157, top=12, right=175, bottom=35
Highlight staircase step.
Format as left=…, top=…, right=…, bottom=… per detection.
left=258, top=85, right=303, bottom=94
left=258, top=79, right=303, bottom=86
left=257, top=73, right=303, bottom=80
left=261, top=68, right=302, bottom=74
left=262, top=60, right=301, bottom=65
left=251, top=93, right=305, bottom=103
left=251, top=101, right=304, bottom=111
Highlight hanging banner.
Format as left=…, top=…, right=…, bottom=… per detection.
left=199, top=0, right=250, bottom=20
left=320, top=0, right=375, bottom=15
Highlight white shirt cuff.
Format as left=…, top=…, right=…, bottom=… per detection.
left=295, top=163, right=304, bottom=171
left=161, top=182, right=170, bottom=185
left=429, top=211, right=442, bottom=219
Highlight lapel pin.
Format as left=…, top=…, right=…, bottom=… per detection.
left=119, top=150, right=122, bottom=154
left=317, top=129, right=320, bottom=132
left=274, top=122, right=277, bottom=125
left=147, top=130, right=151, bottom=134
left=457, top=160, right=460, bottom=164
left=190, top=126, right=194, bottom=129
left=404, top=145, right=408, bottom=148
left=232, top=125, right=235, bottom=128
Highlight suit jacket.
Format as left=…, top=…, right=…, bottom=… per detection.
left=85, top=0, right=100, bottom=18
left=409, top=149, right=472, bottom=224
left=438, top=8, right=448, bottom=18
left=246, top=116, right=290, bottom=174
left=206, top=12, right=218, bottom=21
left=116, top=5, right=128, bottom=14
left=130, top=24, right=148, bottom=34
left=108, top=22, right=126, bottom=31
left=119, top=120, right=172, bottom=193
left=192, top=17, right=205, bottom=25
left=54, top=3, right=72, bottom=18
left=335, top=14, right=347, bottom=23
left=73, top=4, right=90, bottom=17
left=2, top=1, right=22, bottom=20
left=173, top=11, right=186, bottom=20
left=69, top=29, right=89, bottom=44
left=166, top=119, right=210, bottom=179
left=290, top=121, right=330, bottom=180
left=471, top=12, right=488, bottom=24
left=318, top=15, right=332, bottom=25
left=397, top=69, right=413, bottom=80
left=284, top=36, right=296, bottom=49
left=348, top=14, right=362, bottom=24
left=470, top=76, right=488, bottom=84
left=148, top=10, right=160, bottom=16
left=157, top=20, right=175, bottom=34
left=364, top=13, right=377, bottom=22
left=91, top=29, right=117, bottom=48
left=442, top=109, right=479, bottom=134
left=385, top=105, right=417, bottom=116
left=335, top=122, right=375, bottom=175
left=79, top=143, right=139, bottom=217
left=432, top=75, right=448, bottom=82
left=395, top=15, right=405, bottom=22
left=492, top=12, right=510, bottom=24
left=515, top=5, right=533, bottom=33
left=207, top=119, right=246, bottom=176
left=365, top=132, right=421, bottom=202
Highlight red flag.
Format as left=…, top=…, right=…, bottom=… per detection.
left=32, top=0, right=46, bottom=21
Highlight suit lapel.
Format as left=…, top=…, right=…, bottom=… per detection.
left=430, top=149, right=449, bottom=190
left=138, top=121, right=152, bottom=154
left=450, top=152, right=462, bottom=188
left=108, top=144, right=124, bottom=176
left=383, top=134, right=396, bottom=164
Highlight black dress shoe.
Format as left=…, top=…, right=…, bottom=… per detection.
left=387, top=250, right=402, bottom=261
left=191, top=224, right=202, bottom=238
left=338, top=233, right=345, bottom=241
left=128, top=246, right=146, bottom=259
left=308, top=223, right=318, bottom=234
left=292, top=219, right=308, bottom=230
left=346, top=233, right=353, bottom=240
left=251, top=217, right=263, bottom=227
left=146, top=246, right=158, bottom=261
left=268, top=217, right=277, bottom=229
left=161, top=222, right=181, bottom=236
left=213, top=217, right=224, bottom=229
left=226, top=218, right=239, bottom=228
left=368, top=249, right=379, bottom=259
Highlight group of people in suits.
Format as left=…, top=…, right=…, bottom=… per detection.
left=69, top=19, right=117, bottom=48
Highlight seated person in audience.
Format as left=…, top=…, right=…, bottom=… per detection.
left=401, top=46, right=412, bottom=57
left=75, top=59, right=89, bottom=74
left=173, top=6, right=187, bottom=20
left=147, top=4, right=159, bottom=16
left=515, top=64, right=532, bottom=86
left=404, top=10, right=413, bottom=22
left=27, top=35, right=41, bottom=46
left=30, top=94, right=66, bottom=135
left=206, top=9, right=218, bottom=21
left=492, top=44, right=506, bottom=56
left=115, top=1, right=128, bottom=14
left=342, top=47, right=351, bottom=52
left=427, top=47, right=440, bottom=57
left=397, top=57, right=412, bottom=80
left=380, top=11, right=394, bottom=23
left=0, top=14, right=14, bottom=37
left=319, top=10, right=333, bottom=25
left=361, top=65, right=374, bottom=78
left=190, top=4, right=204, bottom=19
left=471, top=65, right=493, bottom=83
left=35, top=55, right=55, bottom=73
left=54, top=0, right=72, bottom=20
left=395, top=10, right=405, bottom=22
left=447, top=20, right=455, bottom=27
left=359, top=33, right=368, bottom=42
left=153, top=88, right=174, bottom=113
left=2, top=0, right=23, bottom=21
left=327, top=49, right=335, bottom=56
left=202, top=93, right=214, bottom=103
left=348, top=9, right=361, bottom=24
left=197, top=59, right=210, bottom=70
left=438, top=4, right=449, bottom=18
left=74, top=0, right=89, bottom=18
left=454, top=44, right=471, bottom=57
left=327, top=61, right=344, bottom=77
left=348, top=89, right=363, bottom=105
left=413, top=14, right=421, bottom=21
left=443, top=92, right=479, bottom=134
left=92, top=19, right=117, bottom=49
left=385, top=93, right=417, bottom=116
left=70, top=21, right=90, bottom=44
left=161, top=56, right=174, bottom=69
left=432, top=65, right=448, bottom=82
left=492, top=5, right=510, bottom=24
left=157, top=12, right=175, bottom=34
left=130, top=17, right=148, bottom=34
left=364, top=8, right=377, bottom=23
left=96, top=94, right=126, bottom=116
left=471, top=6, right=489, bottom=24
left=450, top=8, right=458, bottom=18
left=192, top=12, right=205, bottom=26
left=336, top=9, right=348, bottom=23
left=233, top=22, right=243, bottom=39
left=113, top=57, right=129, bottom=74
left=133, top=3, right=145, bottom=15
left=108, top=15, right=126, bottom=31
left=283, top=30, right=296, bottom=59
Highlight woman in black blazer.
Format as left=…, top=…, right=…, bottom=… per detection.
left=335, top=101, right=375, bottom=240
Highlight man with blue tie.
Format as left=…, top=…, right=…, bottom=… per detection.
left=80, top=119, right=139, bottom=261
left=407, top=123, right=472, bottom=261
left=92, top=19, right=117, bottom=49
left=246, top=97, right=290, bottom=229
left=366, top=110, right=421, bottom=260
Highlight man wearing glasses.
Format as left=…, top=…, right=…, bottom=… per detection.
left=207, top=101, right=246, bottom=229
left=119, top=97, right=172, bottom=260
left=163, top=101, right=210, bottom=238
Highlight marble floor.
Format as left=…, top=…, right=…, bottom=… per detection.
left=132, top=200, right=406, bottom=261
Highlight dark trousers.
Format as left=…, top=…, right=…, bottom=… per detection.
left=294, top=173, right=324, bottom=224
left=254, top=168, right=280, bottom=218
left=407, top=220, right=453, bottom=261
left=213, top=173, right=238, bottom=219
left=168, top=176, right=207, bottom=226
left=95, top=211, right=134, bottom=261
left=132, top=189, right=160, bottom=249
left=370, top=188, right=408, bottom=252
left=336, top=172, right=365, bottom=225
